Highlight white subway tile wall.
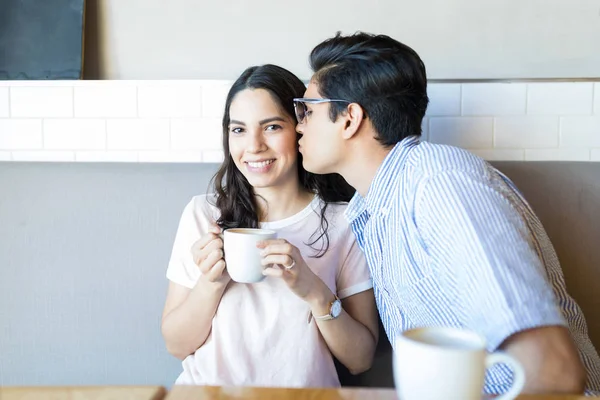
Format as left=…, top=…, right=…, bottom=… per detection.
left=0, top=80, right=599, bottom=162
left=425, top=84, right=461, bottom=116
left=10, top=87, right=73, bottom=118
left=138, top=151, right=203, bottom=163
left=201, top=82, right=231, bottom=119
left=137, top=83, right=202, bottom=118
left=594, top=83, right=600, bottom=115
left=429, top=117, right=493, bottom=148
left=44, top=119, right=106, bottom=150
left=527, top=83, right=594, bottom=115
left=75, top=151, right=139, bottom=162
left=106, top=119, right=170, bottom=151
left=0, top=120, right=43, bottom=149
left=74, top=84, right=137, bottom=118
left=470, top=149, right=525, bottom=161
left=420, top=118, right=429, bottom=141
left=171, top=118, right=222, bottom=150
left=0, top=87, right=9, bottom=118
left=461, top=83, right=526, bottom=116
left=202, top=150, right=225, bottom=163
left=560, top=117, right=600, bottom=148
left=494, top=117, right=559, bottom=148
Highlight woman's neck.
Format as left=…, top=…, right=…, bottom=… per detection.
left=253, top=184, right=315, bottom=223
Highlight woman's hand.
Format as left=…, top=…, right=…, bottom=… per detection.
left=191, top=224, right=230, bottom=287
left=257, top=239, right=378, bottom=375
left=257, top=239, right=330, bottom=305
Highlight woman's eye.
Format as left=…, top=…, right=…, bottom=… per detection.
left=266, top=124, right=282, bottom=131
left=305, top=110, right=313, bottom=118
left=230, top=127, right=244, bottom=134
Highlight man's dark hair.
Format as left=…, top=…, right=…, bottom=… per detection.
left=310, top=32, right=429, bottom=146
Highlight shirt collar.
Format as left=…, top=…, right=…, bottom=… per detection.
left=345, top=135, right=420, bottom=222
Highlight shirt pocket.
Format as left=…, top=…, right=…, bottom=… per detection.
left=388, top=270, right=444, bottom=330
left=383, top=232, right=433, bottom=289
left=373, top=268, right=439, bottom=334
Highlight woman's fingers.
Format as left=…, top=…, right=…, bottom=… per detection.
left=205, top=259, right=227, bottom=282
left=261, top=254, right=295, bottom=269
left=192, top=234, right=223, bottom=265
left=194, top=232, right=220, bottom=251
left=259, top=239, right=301, bottom=277
left=262, top=264, right=284, bottom=278
left=259, top=241, right=295, bottom=257
left=207, top=223, right=222, bottom=235
left=198, top=248, right=224, bottom=275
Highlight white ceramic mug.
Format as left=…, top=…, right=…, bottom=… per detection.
left=393, top=326, right=525, bottom=400
left=223, top=228, right=277, bottom=283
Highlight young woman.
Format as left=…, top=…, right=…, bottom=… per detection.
left=161, top=64, right=378, bottom=387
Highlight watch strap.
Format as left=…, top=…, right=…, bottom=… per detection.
left=313, top=295, right=341, bottom=321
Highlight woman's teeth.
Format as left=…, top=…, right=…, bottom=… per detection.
left=247, top=160, right=274, bottom=168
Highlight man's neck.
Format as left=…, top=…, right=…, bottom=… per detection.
left=339, top=141, right=392, bottom=197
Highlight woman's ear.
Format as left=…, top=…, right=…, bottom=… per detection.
left=341, top=103, right=365, bottom=140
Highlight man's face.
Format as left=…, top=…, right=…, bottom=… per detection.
left=296, top=80, right=347, bottom=175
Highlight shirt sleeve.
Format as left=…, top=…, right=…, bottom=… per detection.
left=336, top=230, right=373, bottom=299
left=166, top=196, right=215, bottom=289
left=415, top=168, right=566, bottom=350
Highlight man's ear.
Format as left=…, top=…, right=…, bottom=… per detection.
left=341, top=103, right=365, bottom=140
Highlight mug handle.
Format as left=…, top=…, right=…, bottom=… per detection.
left=485, top=351, right=526, bottom=400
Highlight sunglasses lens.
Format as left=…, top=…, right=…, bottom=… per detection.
left=294, top=101, right=306, bottom=123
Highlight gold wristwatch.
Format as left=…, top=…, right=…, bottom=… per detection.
left=313, top=295, right=342, bottom=321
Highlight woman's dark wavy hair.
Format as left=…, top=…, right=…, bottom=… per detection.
left=210, top=64, right=355, bottom=257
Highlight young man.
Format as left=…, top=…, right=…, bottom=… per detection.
left=295, top=32, right=600, bottom=395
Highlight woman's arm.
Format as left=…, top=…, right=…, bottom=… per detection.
left=161, top=278, right=228, bottom=360
left=309, top=285, right=379, bottom=374
left=161, top=226, right=230, bottom=360
left=259, top=239, right=379, bottom=374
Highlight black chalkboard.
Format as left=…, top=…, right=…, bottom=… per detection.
left=0, top=0, right=85, bottom=80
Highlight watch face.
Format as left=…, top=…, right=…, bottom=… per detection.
left=331, top=299, right=342, bottom=318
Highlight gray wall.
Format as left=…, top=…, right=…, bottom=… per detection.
left=0, top=162, right=219, bottom=386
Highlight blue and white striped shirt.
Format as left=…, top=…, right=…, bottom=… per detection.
left=345, top=136, right=600, bottom=394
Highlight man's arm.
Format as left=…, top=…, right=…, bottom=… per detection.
left=501, top=326, right=586, bottom=394
left=415, top=167, right=586, bottom=394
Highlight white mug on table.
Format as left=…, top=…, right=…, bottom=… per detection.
left=393, top=326, right=525, bottom=400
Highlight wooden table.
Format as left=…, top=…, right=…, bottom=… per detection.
left=0, top=386, right=167, bottom=400
left=0, top=385, right=593, bottom=400
left=164, top=385, right=593, bottom=400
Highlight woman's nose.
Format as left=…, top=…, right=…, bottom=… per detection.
left=245, top=131, right=266, bottom=153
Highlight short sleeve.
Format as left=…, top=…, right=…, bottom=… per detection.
left=336, top=232, right=373, bottom=299
left=166, top=195, right=217, bottom=289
